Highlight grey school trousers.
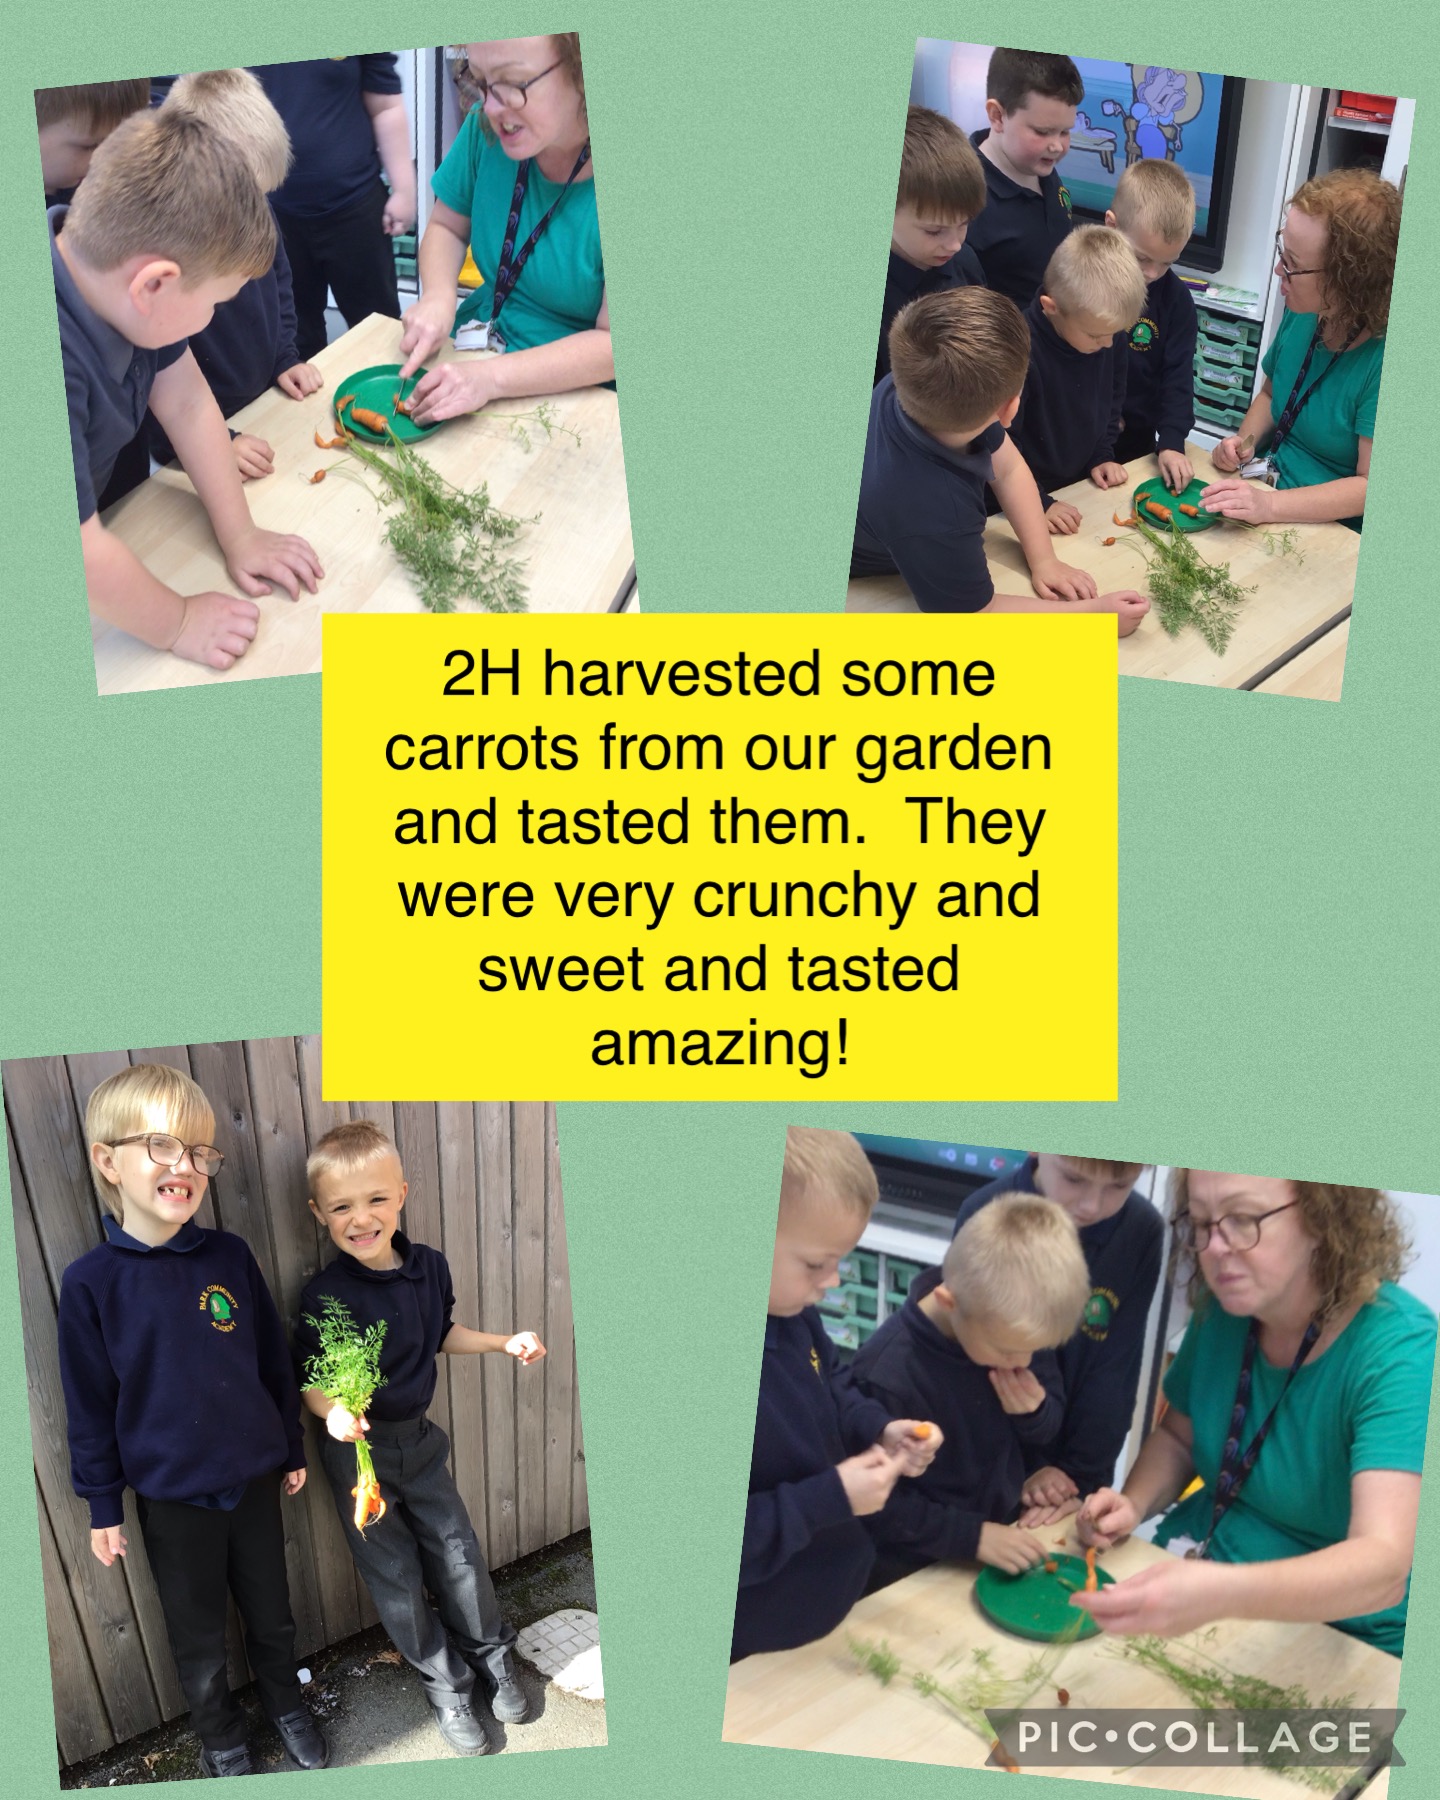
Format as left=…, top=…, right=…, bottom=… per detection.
left=319, top=1416, right=516, bottom=1704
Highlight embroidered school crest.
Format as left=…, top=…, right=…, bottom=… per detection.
left=1080, top=1286, right=1118, bottom=1340
left=1130, top=316, right=1157, bottom=351
left=200, top=1284, right=239, bottom=1332
left=810, top=1345, right=822, bottom=1377
left=1058, top=183, right=1073, bottom=216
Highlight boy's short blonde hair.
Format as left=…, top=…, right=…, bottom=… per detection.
left=779, top=1128, right=877, bottom=1224
left=63, top=105, right=275, bottom=282
left=898, top=105, right=986, bottom=222
left=85, top=1064, right=216, bottom=1220
left=35, top=80, right=150, bottom=137
left=307, top=1119, right=401, bottom=1197
left=890, top=285, right=1030, bottom=437
left=1042, top=224, right=1147, bottom=332
left=1112, top=159, right=1196, bottom=246
left=163, top=69, right=291, bottom=195
left=943, top=1195, right=1090, bottom=1345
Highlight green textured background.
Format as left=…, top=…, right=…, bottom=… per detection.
left=2, top=3, right=1439, bottom=1798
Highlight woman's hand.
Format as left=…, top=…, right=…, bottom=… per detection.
left=398, top=297, right=459, bottom=382
left=1030, top=557, right=1098, bottom=603
left=406, top=360, right=500, bottom=425
left=1198, top=477, right=1279, bottom=525
left=1077, top=1486, right=1140, bottom=1548
left=1070, top=1557, right=1223, bottom=1637
left=1210, top=433, right=1253, bottom=474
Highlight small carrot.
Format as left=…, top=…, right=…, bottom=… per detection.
left=1178, top=503, right=1201, bottom=517
left=912, top=1422, right=933, bottom=1440
left=1056, top=1689, right=1070, bottom=1707
left=1084, top=1545, right=1098, bottom=1592
left=1102, top=536, right=1116, bottom=546
left=350, top=406, right=391, bottom=434
left=1144, top=498, right=1173, bottom=522
left=393, top=392, right=414, bottom=416
left=335, top=393, right=355, bottom=410
left=1112, top=510, right=1137, bottom=526
left=1043, top=1560, right=1058, bottom=1574
left=991, top=1739, right=1020, bottom=1774
left=1052, top=1535, right=1068, bottom=1548
left=308, top=469, right=326, bottom=484
left=314, top=428, right=348, bottom=449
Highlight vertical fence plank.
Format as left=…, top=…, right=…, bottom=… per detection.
left=392, top=1103, right=451, bottom=1441
left=436, top=1104, right=488, bottom=1560
left=477, top=1104, right=518, bottom=1568
left=512, top=1106, right=547, bottom=1558
left=5, top=1056, right=117, bottom=1294
left=37, top=1489, right=113, bottom=1764
left=543, top=1105, right=577, bottom=1544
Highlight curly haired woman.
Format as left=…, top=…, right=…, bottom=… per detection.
left=1072, top=1173, right=1434, bottom=1653
left=1200, top=169, right=1401, bottom=530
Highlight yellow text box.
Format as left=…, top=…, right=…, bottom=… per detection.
left=323, top=614, right=1116, bottom=1099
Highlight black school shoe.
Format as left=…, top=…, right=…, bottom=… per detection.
left=485, top=1667, right=530, bottom=1724
left=428, top=1698, right=492, bottom=1755
left=199, top=1743, right=254, bottom=1777
left=271, top=1708, right=330, bottom=1770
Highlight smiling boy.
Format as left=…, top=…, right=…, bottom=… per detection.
left=966, top=49, right=1082, bottom=305
left=296, top=1121, right=545, bottom=1756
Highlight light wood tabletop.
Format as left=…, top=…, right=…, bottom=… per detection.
left=91, top=313, right=633, bottom=695
left=724, top=1529, right=1400, bottom=1796
left=1253, top=617, right=1350, bottom=702
left=847, top=447, right=1360, bottom=695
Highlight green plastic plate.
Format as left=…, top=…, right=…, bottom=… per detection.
left=974, top=1552, right=1114, bottom=1642
left=334, top=364, right=438, bottom=444
left=1132, top=475, right=1219, bottom=532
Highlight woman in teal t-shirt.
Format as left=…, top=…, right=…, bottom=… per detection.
left=1073, top=1174, right=1433, bottom=1654
left=398, top=35, right=609, bottom=423
left=1200, top=170, right=1400, bottom=530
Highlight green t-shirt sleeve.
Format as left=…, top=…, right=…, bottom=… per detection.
left=1354, top=343, right=1384, bottom=441
left=432, top=108, right=483, bottom=221
left=1162, top=1311, right=1200, bottom=1416
left=1349, top=1292, right=1436, bottom=1476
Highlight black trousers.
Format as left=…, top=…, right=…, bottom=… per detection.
left=320, top=1417, right=515, bottom=1704
left=136, top=1473, right=301, bottom=1749
left=277, top=179, right=401, bottom=363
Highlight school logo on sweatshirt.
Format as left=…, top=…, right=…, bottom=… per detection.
left=1058, top=183, right=1073, bottom=216
left=1080, top=1286, right=1118, bottom=1340
left=200, top=1284, right=239, bottom=1332
left=1130, top=315, right=1158, bottom=352
left=810, top=1345, right=822, bottom=1377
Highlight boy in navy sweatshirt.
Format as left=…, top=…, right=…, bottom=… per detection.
left=966, top=49, right=1081, bottom=306
left=1007, top=225, right=1147, bottom=533
left=1106, top=159, right=1200, bottom=493
left=58, top=1065, right=325, bottom=1779
left=953, top=1156, right=1162, bottom=1523
left=732, top=1128, right=941, bottom=1661
left=296, top=1122, right=545, bottom=1757
left=876, top=106, right=988, bottom=386
left=850, top=1195, right=1090, bottom=1589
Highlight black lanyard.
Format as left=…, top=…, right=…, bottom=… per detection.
left=1189, top=1315, right=1321, bottom=1560
left=1270, top=320, right=1359, bottom=458
left=489, top=141, right=591, bottom=327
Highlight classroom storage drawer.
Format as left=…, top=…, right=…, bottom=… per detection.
left=1194, top=361, right=1250, bottom=393
left=885, top=1256, right=927, bottom=1302
left=818, top=1283, right=880, bottom=1322
left=1196, top=338, right=1257, bottom=371
left=821, top=1315, right=880, bottom=1353
left=840, top=1248, right=881, bottom=1288
left=1195, top=308, right=1262, bottom=347
left=1195, top=397, right=1249, bottom=432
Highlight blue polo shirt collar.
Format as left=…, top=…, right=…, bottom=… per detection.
left=334, top=1227, right=422, bottom=1282
left=969, top=130, right=1043, bottom=206
left=890, top=383, right=1003, bottom=472
left=102, top=1215, right=206, bottom=1254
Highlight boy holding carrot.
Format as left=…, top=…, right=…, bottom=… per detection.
left=296, top=1121, right=545, bottom=1757
left=57, top=1065, right=326, bottom=1778
left=849, top=1196, right=1090, bottom=1589
left=732, top=1129, right=942, bottom=1661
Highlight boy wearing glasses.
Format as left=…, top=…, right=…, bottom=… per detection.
left=57, top=1065, right=325, bottom=1779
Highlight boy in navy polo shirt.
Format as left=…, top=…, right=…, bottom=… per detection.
left=876, top=106, right=987, bottom=385
left=953, top=1156, right=1162, bottom=1524
left=733, top=1129, right=941, bottom=1661
left=966, top=49, right=1081, bottom=306
left=297, top=1122, right=545, bottom=1757
left=1008, top=226, right=1147, bottom=532
left=36, top=80, right=149, bottom=210
left=852, top=285, right=1148, bottom=632
left=851, top=1195, right=1090, bottom=1590
left=1107, top=160, right=1200, bottom=493
left=52, top=104, right=323, bottom=670
left=58, top=1065, right=325, bottom=1779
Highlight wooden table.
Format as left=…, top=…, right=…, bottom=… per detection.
left=92, top=313, right=633, bottom=694
left=724, top=1530, right=1400, bottom=1796
left=1254, top=618, right=1349, bottom=702
left=846, top=448, right=1360, bottom=695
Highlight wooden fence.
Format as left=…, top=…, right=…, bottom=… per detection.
left=3, top=1038, right=586, bottom=1765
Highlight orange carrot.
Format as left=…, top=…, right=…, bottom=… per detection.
left=335, top=393, right=355, bottom=410
left=1043, top=1560, right=1058, bottom=1574
left=308, top=469, right=326, bottom=484
left=393, top=393, right=414, bottom=416
left=1084, top=1545, right=1098, bottom=1592
left=1178, top=503, right=1201, bottom=517
left=350, top=406, right=390, bottom=434
left=1057, top=1689, right=1070, bottom=1707
left=1113, top=510, right=1138, bottom=526
left=1102, top=536, right=1116, bottom=546
left=912, top=1422, right=933, bottom=1440
left=991, top=1740, right=1020, bottom=1774
left=1144, top=499, right=1173, bottom=522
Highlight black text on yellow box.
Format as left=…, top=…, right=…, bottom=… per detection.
left=322, top=614, right=1117, bottom=1101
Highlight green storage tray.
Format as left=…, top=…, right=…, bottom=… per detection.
left=1196, top=308, right=1261, bottom=346
left=819, top=1283, right=879, bottom=1322
left=1197, top=338, right=1257, bottom=370
left=840, top=1248, right=880, bottom=1288
left=885, top=1257, right=926, bottom=1301
left=1195, top=398, right=1247, bottom=431
left=1194, top=361, right=1250, bottom=393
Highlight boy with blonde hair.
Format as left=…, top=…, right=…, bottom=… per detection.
left=146, top=71, right=323, bottom=481
left=733, top=1128, right=941, bottom=1660
left=51, top=104, right=323, bottom=670
left=58, top=1065, right=325, bottom=1778
left=953, top=1154, right=1163, bottom=1524
left=1007, top=224, right=1147, bottom=532
left=850, top=1196, right=1089, bottom=1587
left=296, top=1120, right=545, bottom=1756
left=1107, top=159, right=1200, bottom=492
left=853, top=285, right=1148, bottom=632
left=876, top=105, right=988, bottom=385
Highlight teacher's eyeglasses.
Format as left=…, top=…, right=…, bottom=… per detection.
left=104, top=1133, right=224, bottom=1177
left=1273, top=230, right=1325, bottom=280
left=1174, top=1199, right=1300, bottom=1254
left=471, top=60, right=561, bottom=111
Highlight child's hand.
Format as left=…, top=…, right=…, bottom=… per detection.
left=283, top=1469, right=308, bottom=1497
left=1018, top=1465, right=1080, bottom=1527
left=90, top=1525, right=127, bottom=1567
left=1097, top=590, right=1150, bottom=637
left=506, top=1331, right=546, bottom=1365
left=326, top=1403, right=369, bottom=1444
left=383, top=186, right=418, bottom=237
left=1030, top=556, right=1098, bottom=603
left=1077, top=1487, right=1140, bottom=1549
left=836, top=1444, right=904, bottom=1517
left=1089, top=461, right=1129, bottom=489
left=1045, top=499, right=1083, bottom=535
left=1158, top=449, right=1194, bottom=493
left=1198, top=477, right=1277, bottom=525
left=233, top=434, right=275, bottom=481
left=223, top=527, right=324, bottom=602
left=277, top=362, right=323, bottom=400
left=989, top=1366, right=1047, bottom=1414
left=882, top=1419, right=943, bottom=1474
left=172, top=592, right=262, bottom=670
left=977, top=1521, right=1047, bottom=1574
